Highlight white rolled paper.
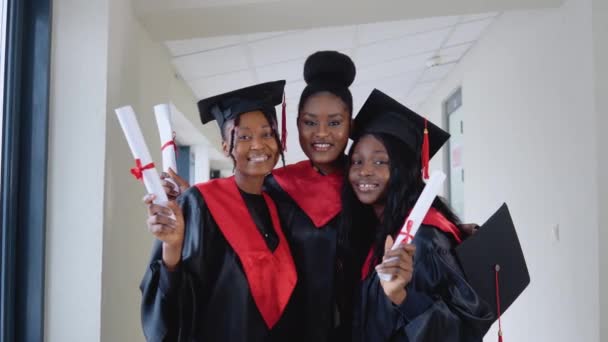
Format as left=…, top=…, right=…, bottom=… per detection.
left=115, top=105, right=169, bottom=206
left=154, top=104, right=180, bottom=194
left=153, top=104, right=178, bottom=174
left=378, top=171, right=446, bottom=281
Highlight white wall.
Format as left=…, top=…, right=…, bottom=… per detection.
left=593, top=0, right=608, bottom=340
left=101, top=0, right=210, bottom=340
left=419, top=0, right=599, bottom=341
left=47, top=0, right=211, bottom=340
left=46, top=0, right=109, bottom=340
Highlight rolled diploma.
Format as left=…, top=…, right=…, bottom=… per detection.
left=154, top=104, right=178, bottom=174
left=115, top=105, right=169, bottom=206
left=154, top=104, right=180, bottom=193
left=377, top=171, right=446, bottom=281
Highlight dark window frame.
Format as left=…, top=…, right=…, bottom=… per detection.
left=0, top=0, right=52, bottom=341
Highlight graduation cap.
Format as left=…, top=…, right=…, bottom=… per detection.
left=352, top=89, right=450, bottom=179
left=197, top=80, right=288, bottom=150
left=455, top=203, right=530, bottom=341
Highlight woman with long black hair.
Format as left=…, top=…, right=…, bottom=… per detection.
left=340, top=89, right=494, bottom=341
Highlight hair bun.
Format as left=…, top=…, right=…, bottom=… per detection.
left=303, top=51, right=356, bottom=87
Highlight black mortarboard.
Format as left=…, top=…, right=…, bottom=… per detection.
left=353, top=89, right=450, bottom=178
left=455, top=203, right=531, bottom=339
left=197, top=80, right=287, bottom=148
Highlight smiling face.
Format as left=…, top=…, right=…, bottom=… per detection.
left=348, top=134, right=391, bottom=206
left=297, top=92, right=351, bottom=174
left=222, top=110, right=279, bottom=178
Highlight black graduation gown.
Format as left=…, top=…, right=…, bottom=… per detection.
left=140, top=177, right=298, bottom=342
left=264, top=160, right=345, bottom=342
left=353, top=225, right=495, bottom=342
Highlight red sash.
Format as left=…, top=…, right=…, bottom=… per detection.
left=196, top=177, right=297, bottom=328
left=272, top=160, right=343, bottom=228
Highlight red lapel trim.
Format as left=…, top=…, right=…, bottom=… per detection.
left=196, top=177, right=297, bottom=328
left=272, top=160, right=343, bottom=228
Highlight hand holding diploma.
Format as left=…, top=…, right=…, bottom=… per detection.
left=143, top=194, right=184, bottom=271
left=376, top=235, right=416, bottom=305
left=161, top=168, right=191, bottom=201
left=377, top=171, right=446, bottom=281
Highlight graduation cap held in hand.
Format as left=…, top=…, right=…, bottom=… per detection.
left=456, top=203, right=530, bottom=342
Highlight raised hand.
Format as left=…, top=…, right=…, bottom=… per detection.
left=161, top=167, right=191, bottom=201
left=144, top=194, right=185, bottom=270
left=375, top=235, right=416, bottom=305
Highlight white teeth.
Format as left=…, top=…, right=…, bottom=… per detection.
left=357, top=183, right=378, bottom=191
left=249, top=155, right=269, bottom=162
left=313, top=143, right=332, bottom=151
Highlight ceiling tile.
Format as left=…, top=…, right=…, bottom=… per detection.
left=460, top=12, right=499, bottom=23
left=357, top=16, right=460, bottom=45
left=355, top=52, right=432, bottom=85
left=248, top=26, right=356, bottom=66
left=352, top=68, right=423, bottom=107
left=355, top=28, right=450, bottom=67
left=444, top=18, right=494, bottom=46
left=256, top=58, right=305, bottom=83
left=165, top=35, right=241, bottom=57
left=439, top=42, right=472, bottom=63
left=173, top=45, right=249, bottom=81
left=245, top=30, right=294, bottom=42
left=419, top=63, right=455, bottom=83
left=188, top=70, right=255, bottom=99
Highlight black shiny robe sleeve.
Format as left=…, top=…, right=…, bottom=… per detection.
left=139, top=187, right=295, bottom=342
left=264, top=175, right=343, bottom=342
left=353, top=226, right=495, bottom=342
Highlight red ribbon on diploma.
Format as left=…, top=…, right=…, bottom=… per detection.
left=161, top=140, right=176, bottom=152
left=398, top=219, right=415, bottom=244
left=130, top=159, right=155, bottom=180
left=161, top=132, right=178, bottom=155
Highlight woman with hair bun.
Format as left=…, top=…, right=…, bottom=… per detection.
left=264, top=50, right=357, bottom=341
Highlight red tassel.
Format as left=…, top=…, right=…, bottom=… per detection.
left=495, top=264, right=503, bottom=342
left=421, top=119, right=430, bottom=180
left=281, top=92, right=287, bottom=152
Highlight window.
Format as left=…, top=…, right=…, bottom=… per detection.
left=444, top=88, right=465, bottom=218
left=1, top=0, right=51, bottom=341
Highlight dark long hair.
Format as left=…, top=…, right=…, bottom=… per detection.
left=338, top=133, right=462, bottom=282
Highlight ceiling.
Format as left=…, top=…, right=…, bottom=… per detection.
left=164, top=13, right=498, bottom=162
left=135, top=0, right=562, bottom=40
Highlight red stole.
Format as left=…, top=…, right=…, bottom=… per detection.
left=196, top=177, right=297, bottom=329
left=360, top=208, right=462, bottom=280
left=272, top=160, right=343, bottom=228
